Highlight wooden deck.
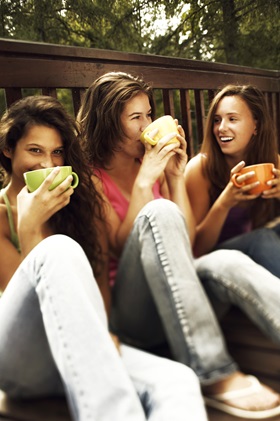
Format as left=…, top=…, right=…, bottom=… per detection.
left=0, top=38, right=279, bottom=421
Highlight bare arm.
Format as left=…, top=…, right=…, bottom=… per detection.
left=0, top=169, right=74, bottom=290
left=163, top=124, right=196, bottom=244
left=185, top=155, right=260, bottom=256
left=17, top=170, right=74, bottom=257
left=185, top=154, right=235, bottom=257
left=97, top=133, right=183, bottom=256
left=0, top=206, right=23, bottom=290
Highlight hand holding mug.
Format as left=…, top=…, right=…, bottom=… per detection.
left=231, top=163, right=274, bottom=195
left=24, top=166, right=79, bottom=192
left=140, top=115, right=180, bottom=146
left=20, top=167, right=77, bottom=227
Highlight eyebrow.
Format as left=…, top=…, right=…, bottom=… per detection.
left=128, top=108, right=152, bottom=117
left=128, top=112, right=142, bottom=117
left=214, top=112, right=241, bottom=116
left=26, top=143, right=64, bottom=149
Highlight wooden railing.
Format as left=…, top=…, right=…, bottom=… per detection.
left=0, top=38, right=279, bottom=156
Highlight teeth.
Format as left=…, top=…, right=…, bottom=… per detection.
left=220, top=137, right=233, bottom=142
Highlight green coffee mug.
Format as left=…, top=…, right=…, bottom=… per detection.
left=23, top=166, right=79, bottom=192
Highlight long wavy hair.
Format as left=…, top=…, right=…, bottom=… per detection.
left=77, top=71, right=156, bottom=168
left=200, top=84, right=279, bottom=227
left=0, top=95, right=104, bottom=273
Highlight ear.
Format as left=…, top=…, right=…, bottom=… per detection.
left=3, top=148, right=12, bottom=158
left=253, top=120, right=258, bottom=135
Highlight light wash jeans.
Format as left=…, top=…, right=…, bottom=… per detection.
left=111, top=199, right=280, bottom=385
left=216, top=223, right=280, bottom=278
left=0, top=235, right=207, bottom=421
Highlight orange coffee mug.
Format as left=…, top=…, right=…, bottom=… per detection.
left=231, top=163, right=274, bottom=194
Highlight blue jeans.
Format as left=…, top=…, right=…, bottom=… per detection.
left=111, top=199, right=280, bottom=385
left=0, top=235, right=207, bottom=421
left=216, top=224, right=280, bottom=278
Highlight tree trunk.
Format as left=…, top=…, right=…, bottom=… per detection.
left=220, top=0, right=239, bottom=64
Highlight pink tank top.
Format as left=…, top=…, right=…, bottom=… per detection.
left=97, top=169, right=162, bottom=285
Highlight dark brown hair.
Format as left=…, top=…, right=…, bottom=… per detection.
left=77, top=71, right=156, bottom=168
left=0, top=95, right=104, bottom=272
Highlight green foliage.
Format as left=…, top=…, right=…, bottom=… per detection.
left=0, top=0, right=278, bottom=69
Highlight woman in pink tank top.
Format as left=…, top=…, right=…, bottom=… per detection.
left=77, top=72, right=280, bottom=418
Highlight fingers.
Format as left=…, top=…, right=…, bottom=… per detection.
left=38, top=167, right=61, bottom=191
left=37, top=167, right=74, bottom=196
left=231, top=171, right=256, bottom=187
left=177, top=124, right=186, bottom=139
left=230, top=160, right=246, bottom=174
left=262, top=174, right=280, bottom=198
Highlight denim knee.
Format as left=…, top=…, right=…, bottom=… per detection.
left=137, top=199, right=186, bottom=228
left=34, top=234, right=83, bottom=258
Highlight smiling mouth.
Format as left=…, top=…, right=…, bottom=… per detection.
left=220, top=137, right=233, bottom=143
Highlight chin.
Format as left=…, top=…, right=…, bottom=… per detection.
left=137, top=145, right=145, bottom=157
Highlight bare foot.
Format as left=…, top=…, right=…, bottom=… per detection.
left=203, top=371, right=280, bottom=412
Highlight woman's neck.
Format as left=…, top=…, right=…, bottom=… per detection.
left=104, top=157, right=141, bottom=196
left=2, top=180, right=23, bottom=207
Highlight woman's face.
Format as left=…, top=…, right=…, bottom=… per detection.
left=213, top=95, right=257, bottom=161
left=119, top=92, right=152, bottom=159
left=4, top=124, right=64, bottom=186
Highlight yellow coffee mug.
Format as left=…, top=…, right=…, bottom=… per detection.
left=140, top=115, right=179, bottom=146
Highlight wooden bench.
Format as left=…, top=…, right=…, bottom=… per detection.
left=0, top=38, right=279, bottom=421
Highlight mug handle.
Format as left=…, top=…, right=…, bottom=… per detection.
left=231, top=172, right=244, bottom=188
left=71, top=172, right=79, bottom=189
left=143, top=133, right=158, bottom=146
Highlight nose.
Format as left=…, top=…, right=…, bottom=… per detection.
left=141, top=116, right=152, bottom=132
left=40, top=155, right=55, bottom=169
left=218, top=119, right=227, bottom=132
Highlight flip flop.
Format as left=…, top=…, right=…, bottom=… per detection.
left=204, top=375, right=280, bottom=419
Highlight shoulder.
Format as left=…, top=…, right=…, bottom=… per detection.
left=185, top=153, right=207, bottom=178
left=185, top=153, right=211, bottom=198
left=0, top=204, right=10, bottom=240
left=0, top=203, right=8, bottom=220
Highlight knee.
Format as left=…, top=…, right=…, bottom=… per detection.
left=140, top=198, right=179, bottom=215
left=197, top=249, right=252, bottom=273
left=35, top=234, right=82, bottom=256
left=29, top=235, right=87, bottom=269
left=252, top=227, right=277, bottom=243
left=163, top=362, right=203, bottom=399
left=195, top=249, right=260, bottom=286
left=138, top=199, right=185, bottom=226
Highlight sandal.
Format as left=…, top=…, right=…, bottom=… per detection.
left=204, top=375, right=280, bottom=419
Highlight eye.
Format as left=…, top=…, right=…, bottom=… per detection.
left=147, top=112, right=152, bottom=119
left=213, top=117, right=220, bottom=124
left=53, top=149, right=64, bottom=156
left=229, top=117, right=237, bottom=121
left=29, top=148, right=41, bottom=153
